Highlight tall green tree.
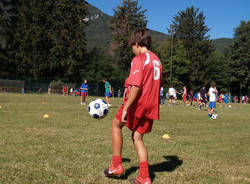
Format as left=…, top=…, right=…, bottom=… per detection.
left=205, top=51, right=231, bottom=92
left=0, top=0, right=16, bottom=78
left=82, top=47, right=115, bottom=83
left=230, top=20, right=250, bottom=95
left=12, top=0, right=54, bottom=79
left=152, top=38, right=190, bottom=90
left=109, top=0, right=148, bottom=77
left=171, top=6, right=215, bottom=91
left=8, top=0, right=88, bottom=82
left=49, top=0, right=88, bottom=82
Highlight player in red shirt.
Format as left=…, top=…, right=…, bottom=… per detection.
left=219, top=93, right=223, bottom=103
left=104, top=29, right=162, bottom=184
left=181, top=86, right=187, bottom=106
left=234, top=96, right=238, bottom=103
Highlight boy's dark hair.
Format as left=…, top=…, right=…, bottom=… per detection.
left=129, top=28, right=151, bottom=49
left=210, top=81, right=216, bottom=87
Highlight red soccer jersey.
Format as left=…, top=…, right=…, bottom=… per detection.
left=125, top=51, right=162, bottom=120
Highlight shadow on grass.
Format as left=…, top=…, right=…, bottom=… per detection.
left=122, top=158, right=131, bottom=162
left=113, top=155, right=183, bottom=181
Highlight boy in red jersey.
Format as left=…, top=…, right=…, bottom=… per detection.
left=104, top=29, right=162, bottom=184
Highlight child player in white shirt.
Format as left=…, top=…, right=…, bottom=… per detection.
left=207, top=81, right=218, bottom=119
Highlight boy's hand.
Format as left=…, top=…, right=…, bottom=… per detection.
left=121, top=108, right=127, bottom=123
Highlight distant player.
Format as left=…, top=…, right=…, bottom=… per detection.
left=188, top=89, right=193, bottom=106
left=198, top=86, right=207, bottom=110
left=224, top=92, right=229, bottom=108
left=219, top=93, right=223, bottom=104
left=181, top=86, right=187, bottom=106
left=63, top=85, right=68, bottom=96
left=168, top=86, right=176, bottom=105
left=70, top=88, right=73, bottom=96
left=103, top=78, right=112, bottom=107
left=160, top=86, right=165, bottom=105
left=234, top=96, right=238, bottom=103
left=207, top=81, right=218, bottom=119
left=193, top=92, right=198, bottom=105
left=104, top=29, right=162, bottom=184
left=80, top=80, right=88, bottom=105
left=75, top=88, right=79, bottom=96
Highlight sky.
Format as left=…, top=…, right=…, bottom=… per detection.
left=85, top=0, right=250, bottom=39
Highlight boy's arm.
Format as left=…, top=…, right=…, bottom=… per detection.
left=122, top=85, right=141, bottom=122
left=123, top=88, right=127, bottom=99
left=215, top=88, right=218, bottom=94
left=109, top=85, right=112, bottom=94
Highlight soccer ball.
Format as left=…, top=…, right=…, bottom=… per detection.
left=212, top=114, right=218, bottom=120
left=228, top=105, right=232, bottom=108
left=88, top=99, right=109, bottom=118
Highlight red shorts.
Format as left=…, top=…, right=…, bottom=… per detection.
left=81, top=92, right=87, bottom=97
left=183, top=95, right=187, bottom=102
left=115, top=105, right=153, bottom=134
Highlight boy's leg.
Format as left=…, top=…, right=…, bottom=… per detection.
left=131, top=131, right=151, bottom=183
left=106, top=95, right=111, bottom=106
left=82, top=96, right=86, bottom=104
left=208, top=108, right=214, bottom=118
left=132, top=131, right=148, bottom=162
left=104, top=118, right=124, bottom=177
left=112, top=118, right=123, bottom=156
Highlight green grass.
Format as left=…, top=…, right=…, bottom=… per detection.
left=0, top=93, right=250, bottom=184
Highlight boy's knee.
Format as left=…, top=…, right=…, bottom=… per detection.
left=132, top=131, right=143, bottom=143
left=112, top=118, right=123, bottom=129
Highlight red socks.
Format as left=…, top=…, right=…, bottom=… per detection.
left=139, top=161, right=149, bottom=178
left=112, top=157, right=149, bottom=178
left=112, top=156, right=122, bottom=167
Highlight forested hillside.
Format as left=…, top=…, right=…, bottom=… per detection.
left=85, top=2, right=232, bottom=53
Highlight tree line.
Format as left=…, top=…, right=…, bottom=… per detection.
left=0, top=0, right=249, bottom=95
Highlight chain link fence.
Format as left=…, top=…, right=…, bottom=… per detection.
left=0, top=79, right=125, bottom=97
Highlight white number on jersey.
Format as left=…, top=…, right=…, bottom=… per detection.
left=153, top=60, right=160, bottom=80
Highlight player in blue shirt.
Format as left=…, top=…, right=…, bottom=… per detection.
left=80, top=80, right=88, bottom=105
left=224, top=92, right=229, bottom=108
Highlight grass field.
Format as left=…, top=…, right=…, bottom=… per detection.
left=0, top=93, right=250, bottom=184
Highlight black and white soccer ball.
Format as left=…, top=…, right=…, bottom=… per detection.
left=88, top=99, right=109, bottom=118
left=212, top=113, right=218, bottom=120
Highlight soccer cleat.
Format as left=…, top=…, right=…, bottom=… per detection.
left=104, top=163, right=124, bottom=177
left=129, top=176, right=152, bottom=184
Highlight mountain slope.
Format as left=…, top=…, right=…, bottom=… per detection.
left=212, top=38, right=233, bottom=53
left=84, top=2, right=233, bottom=53
left=84, top=3, right=112, bottom=50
